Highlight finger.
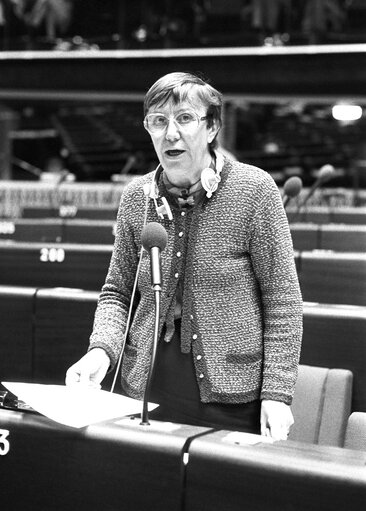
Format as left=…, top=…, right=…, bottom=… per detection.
left=79, top=371, right=93, bottom=386
left=260, top=418, right=268, bottom=436
left=65, top=368, right=81, bottom=386
left=88, top=382, right=102, bottom=390
left=261, top=427, right=271, bottom=437
left=268, top=424, right=288, bottom=441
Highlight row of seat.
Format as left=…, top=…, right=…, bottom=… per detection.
left=0, top=285, right=365, bottom=414
left=291, top=223, right=366, bottom=252
left=0, top=240, right=364, bottom=305
left=0, top=218, right=116, bottom=244
left=1, top=217, right=366, bottom=252
left=0, top=406, right=364, bottom=511
left=20, top=204, right=366, bottom=225
left=286, top=206, right=366, bottom=225
left=1, top=203, right=366, bottom=224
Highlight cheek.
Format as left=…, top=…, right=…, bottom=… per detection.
left=151, top=137, right=162, bottom=155
left=191, top=132, right=209, bottom=153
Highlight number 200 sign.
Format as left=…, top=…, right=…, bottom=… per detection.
left=0, top=429, right=10, bottom=455
left=40, top=247, right=65, bottom=263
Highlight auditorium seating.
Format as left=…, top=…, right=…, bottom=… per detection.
left=0, top=240, right=112, bottom=290
left=0, top=285, right=117, bottom=391
left=1, top=285, right=365, bottom=416
left=63, top=219, right=116, bottom=244
left=301, top=303, right=366, bottom=413
left=184, top=427, right=366, bottom=511
left=287, top=206, right=366, bottom=224
left=290, top=223, right=366, bottom=252
left=22, top=205, right=118, bottom=220
left=299, top=251, right=366, bottom=306
left=0, top=241, right=364, bottom=305
left=320, top=224, right=366, bottom=252
left=289, top=365, right=353, bottom=447
left=0, top=218, right=63, bottom=242
left=0, top=407, right=365, bottom=511
left=0, top=218, right=116, bottom=244
left=32, top=288, right=99, bottom=385
left=3, top=218, right=366, bottom=253
left=0, top=285, right=35, bottom=382
left=0, top=408, right=211, bottom=511
left=344, top=412, right=366, bottom=451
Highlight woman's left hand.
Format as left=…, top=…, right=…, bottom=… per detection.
left=260, top=400, right=294, bottom=440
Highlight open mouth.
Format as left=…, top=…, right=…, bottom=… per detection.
left=165, top=150, right=185, bottom=157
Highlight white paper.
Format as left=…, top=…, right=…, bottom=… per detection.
left=2, top=381, right=159, bottom=429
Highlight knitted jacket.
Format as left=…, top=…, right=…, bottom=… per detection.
left=89, top=156, right=303, bottom=405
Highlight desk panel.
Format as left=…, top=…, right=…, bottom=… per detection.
left=33, top=288, right=99, bottom=385
left=302, top=303, right=366, bottom=412
left=0, top=409, right=211, bottom=511
left=64, top=219, right=116, bottom=244
left=287, top=207, right=366, bottom=225
left=0, top=241, right=112, bottom=290
left=320, top=225, right=366, bottom=252
left=22, top=206, right=118, bottom=220
left=0, top=285, right=35, bottom=381
left=185, top=430, right=366, bottom=511
left=299, top=251, right=366, bottom=306
left=290, top=223, right=320, bottom=251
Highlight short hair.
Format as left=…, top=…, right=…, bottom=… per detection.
left=144, top=72, right=223, bottom=149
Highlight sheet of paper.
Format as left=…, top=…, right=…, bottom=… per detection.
left=2, top=381, right=159, bottom=429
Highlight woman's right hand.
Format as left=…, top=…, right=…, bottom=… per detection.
left=65, top=348, right=110, bottom=389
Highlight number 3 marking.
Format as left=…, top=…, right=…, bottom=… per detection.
left=0, top=429, right=10, bottom=455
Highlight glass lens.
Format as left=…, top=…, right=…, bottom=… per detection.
left=175, top=112, right=197, bottom=125
left=146, top=114, right=168, bottom=131
left=144, top=111, right=199, bottom=133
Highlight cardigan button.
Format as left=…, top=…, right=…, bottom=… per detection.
left=199, top=373, right=204, bottom=379
left=178, top=231, right=184, bottom=237
left=192, top=334, right=198, bottom=340
left=196, top=355, right=202, bottom=360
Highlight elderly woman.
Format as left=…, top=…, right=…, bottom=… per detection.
left=66, top=72, right=303, bottom=439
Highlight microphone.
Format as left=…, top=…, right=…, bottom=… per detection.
left=140, top=222, right=168, bottom=426
left=297, top=164, right=335, bottom=210
left=282, top=176, right=303, bottom=208
left=141, top=222, right=168, bottom=290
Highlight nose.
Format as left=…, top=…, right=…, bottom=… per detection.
left=165, top=117, right=180, bottom=141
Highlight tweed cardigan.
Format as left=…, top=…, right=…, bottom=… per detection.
left=89, top=156, right=303, bottom=405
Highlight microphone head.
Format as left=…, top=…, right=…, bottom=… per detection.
left=141, top=222, right=168, bottom=252
left=283, top=176, right=303, bottom=198
left=319, top=164, right=335, bottom=182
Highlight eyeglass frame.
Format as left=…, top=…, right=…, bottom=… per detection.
left=143, top=110, right=209, bottom=135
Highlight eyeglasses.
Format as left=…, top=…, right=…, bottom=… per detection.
left=143, top=111, right=208, bottom=134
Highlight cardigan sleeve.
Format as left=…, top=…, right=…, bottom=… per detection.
left=248, top=172, right=303, bottom=405
left=88, top=185, right=142, bottom=369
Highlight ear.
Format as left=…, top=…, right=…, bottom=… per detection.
left=207, top=118, right=220, bottom=144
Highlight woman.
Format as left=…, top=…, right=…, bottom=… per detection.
left=66, top=72, right=303, bottom=440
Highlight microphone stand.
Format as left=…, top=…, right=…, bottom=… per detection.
left=140, top=284, right=161, bottom=426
